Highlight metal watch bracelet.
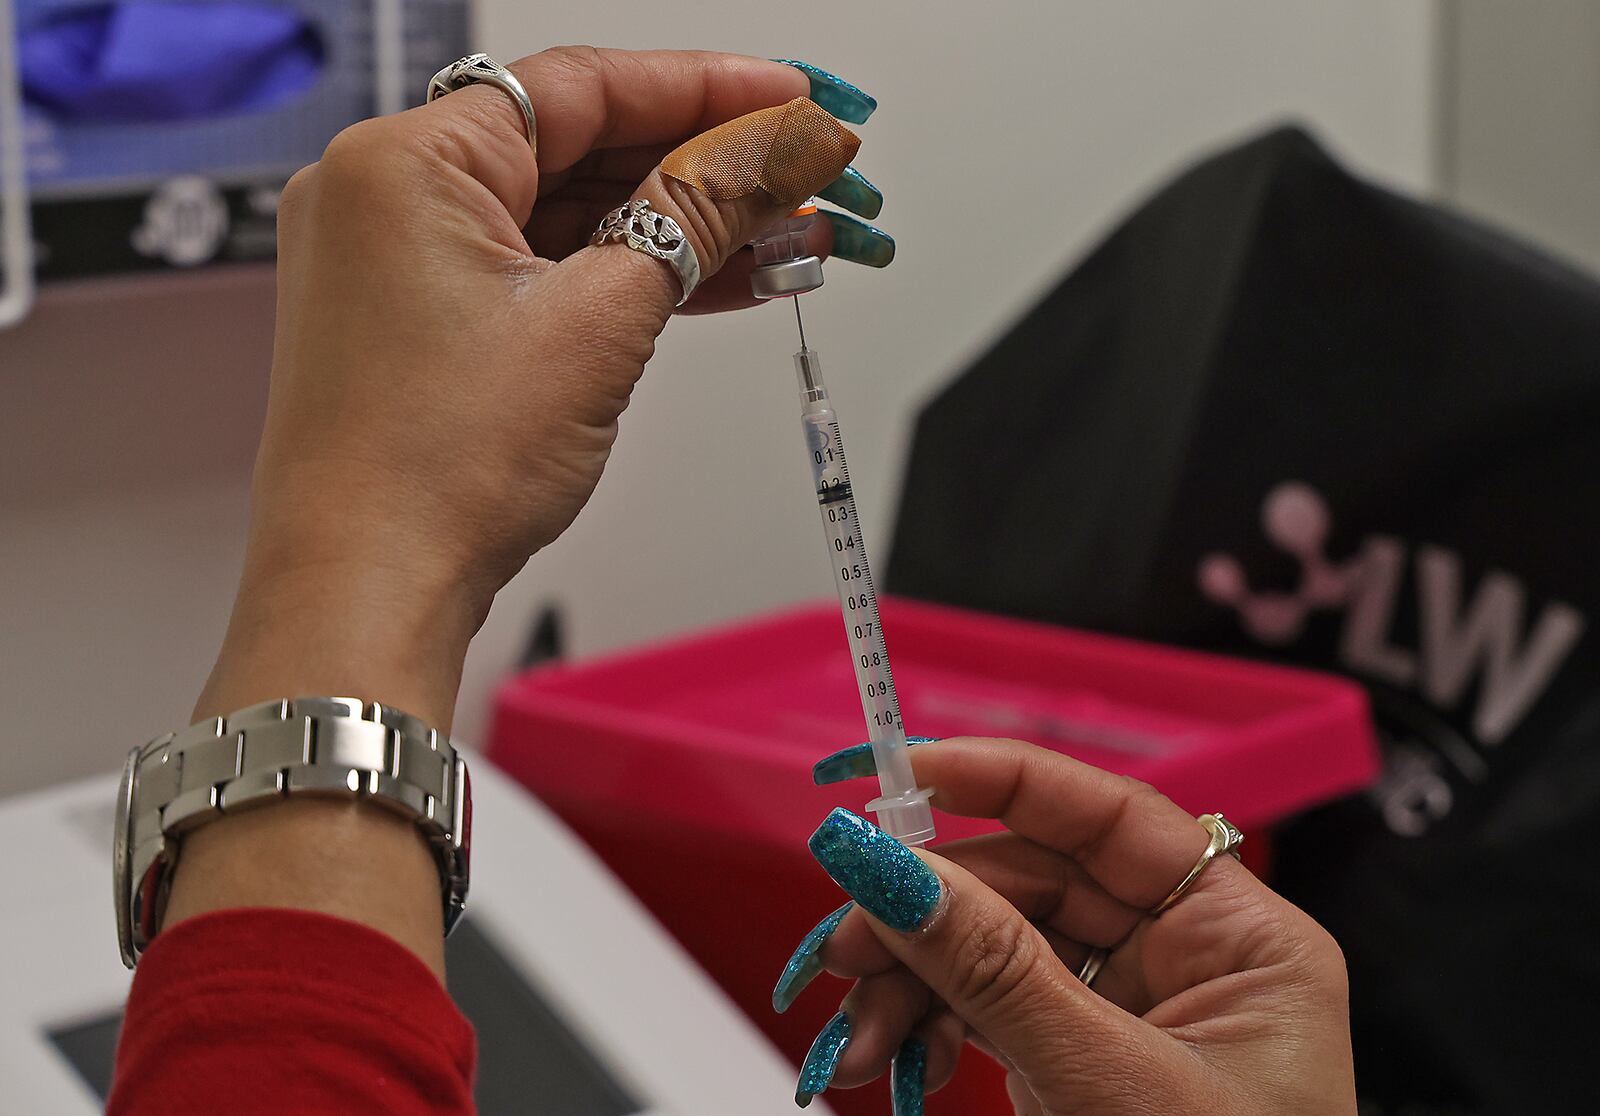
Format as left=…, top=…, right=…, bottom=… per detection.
left=114, top=696, right=471, bottom=968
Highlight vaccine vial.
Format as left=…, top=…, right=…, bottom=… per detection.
left=750, top=201, right=824, bottom=298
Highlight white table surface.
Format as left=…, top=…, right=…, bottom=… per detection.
left=0, top=759, right=824, bottom=1114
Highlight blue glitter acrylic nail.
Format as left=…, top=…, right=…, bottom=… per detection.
left=813, top=737, right=936, bottom=786
left=891, top=1037, right=928, bottom=1116
left=773, top=902, right=853, bottom=1013
left=817, top=166, right=883, bottom=220
left=809, top=808, right=941, bottom=932
left=773, top=60, right=878, bottom=124
left=821, top=210, right=896, bottom=268
left=795, top=1010, right=852, bottom=1108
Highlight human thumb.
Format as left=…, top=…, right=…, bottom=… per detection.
left=554, top=97, right=858, bottom=329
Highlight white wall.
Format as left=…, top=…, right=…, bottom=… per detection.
left=1440, top=0, right=1600, bottom=276
left=0, top=1, right=1440, bottom=796
left=3, top=273, right=271, bottom=795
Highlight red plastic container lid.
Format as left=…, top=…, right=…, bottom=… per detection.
left=491, top=597, right=1379, bottom=846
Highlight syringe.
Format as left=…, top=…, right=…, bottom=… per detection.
left=751, top=206, right=937, bottom=847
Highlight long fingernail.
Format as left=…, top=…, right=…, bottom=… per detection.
left=773, top=902, right=853, bottom=1013
left=891, top=1037, right=928, bottom=1116
left=822, top=210, right=896, bottom=268
left=817, top=166, right=883, bottom=220
left=813, top=737, right=936, bottom=786
left=774, top=60, right=878, bottom=124
left=809, top=808, right=940, bottom=931
left=795, top=1010, right=852, bottom=1108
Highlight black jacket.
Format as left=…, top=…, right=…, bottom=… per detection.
left=890, top=127, right=1600, bottom=1116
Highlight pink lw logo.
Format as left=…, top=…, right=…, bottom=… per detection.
left=1197, top=482, right=1356, bottom=645
left=1197, top=481, right=1584, bottom=748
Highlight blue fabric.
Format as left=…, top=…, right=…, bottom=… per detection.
left=20, top=3, right=322, bottom=123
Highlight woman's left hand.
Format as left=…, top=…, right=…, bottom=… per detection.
left=779, top=738, right=1357, bottom=1114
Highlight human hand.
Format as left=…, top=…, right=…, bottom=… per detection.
left=197, top=49, right=881, bottom=728
left=777, top=738, right=1357, bottom=1115
left=170, top=51, right=881, bottom=968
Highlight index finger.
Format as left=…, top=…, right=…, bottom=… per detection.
left=912, top=738, right=1212, bottom=911
left=516, top=48, right=812, bottom=168
left=419, top=47, right=811, bottom=224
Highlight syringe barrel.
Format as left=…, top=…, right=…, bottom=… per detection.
left=868, top=725, right=917, bottom=791
left=794, top=345, right=936, bottom=847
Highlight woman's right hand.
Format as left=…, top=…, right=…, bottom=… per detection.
left=175, top=48, right=876, bottom=970
left=781, top=738, right=1357, bottom=1114
left=194, top=49, right=872, bottom=734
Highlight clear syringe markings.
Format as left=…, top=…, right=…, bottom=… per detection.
left=792, top=303, right=936, bottom=847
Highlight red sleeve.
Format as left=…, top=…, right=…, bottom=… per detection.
left=108, top=908, right=476, bottom=1116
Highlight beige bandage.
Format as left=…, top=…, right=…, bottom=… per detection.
left=660, top=97, right=861, bottom=208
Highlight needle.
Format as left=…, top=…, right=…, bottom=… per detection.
left=793, top=294, right=808, bottom=352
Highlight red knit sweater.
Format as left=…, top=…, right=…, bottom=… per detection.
left=108, top=909, right=477, bottom=1115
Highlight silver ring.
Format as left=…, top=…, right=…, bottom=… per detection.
left=1077, top=947, right=1109, bottom=990
left=589, top=199, right=702, bottom=307
left=1151, top=812, right=1244, bottom=917
left=426, top=53, right=537, bottom=153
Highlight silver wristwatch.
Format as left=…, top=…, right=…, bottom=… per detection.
left=114, top=697, right=471, bottom=968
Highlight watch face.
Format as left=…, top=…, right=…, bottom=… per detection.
left=113, top=746, right=139, bottom=968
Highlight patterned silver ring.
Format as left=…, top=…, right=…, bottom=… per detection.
left=1151, top=812, right=1244, bottom=916
left=589, top=199, right=702, bottom=306
left=426, top=53, right=537, bottom=153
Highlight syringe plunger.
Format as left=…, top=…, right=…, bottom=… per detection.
left=867, top=779, right=937, bottom=847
